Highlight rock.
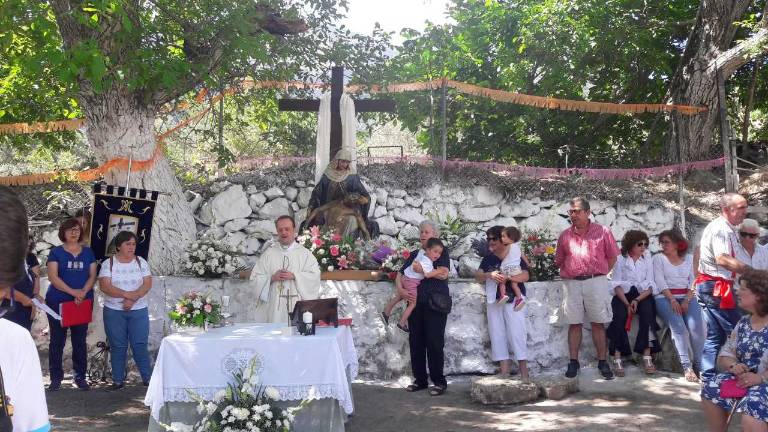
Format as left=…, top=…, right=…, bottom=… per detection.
left=532, top=375, right=579, bottom=400
left=224, top=218, right=249, bottom=232
left=295, top=180, right=306, bottom=188
left=295, top=208, right=308, bottom=230
left=442, top=188, right=467, bottom=205
left=197, top=202, right=214, bottom=225
left=291, top=203, right=300, bottom=213
left=284, top=187, right=298, bottom=201
left=619, top=202, right=649, bottom=215
left=244, top=220, right=277, bottom=240
left=222, top=232, right=247, bottom=252
left=296, top=188, right=312, bottom=208
left=210, top=180, right=231, bottom=194
left=264, top=187, right=285, bottom=200
left=367, top=194, right=377, bottom=218
left=41, top=229, right=63, bottom=247
left=396, top=221, right=406, bottom=229
left=519, top=210, right=570, bottom=235
left=34, top=242, right=51, bottom=254
left=595, top=207, right=617, bottom=227
left=458, top=254, right=482, bottom=278
left=610, top=214, right=636, bottom=240
left=374, top=189, right=389, bottom=205
left=590, top=200, right=615, bottom=215
left=450, top=231, right=485, bottom=258
left=201, top=226, right=226, bottom=241
left=258, top=197, right=292, bottom=220
left=538, top=199, right=557, bottom=208
left=373, top=206, right=388, bottom=218
left=249, top=193, right=267, bottom=211
left=405, top=195, right=424, bottom=208
left=398, top=224, right=420, bottom=242
left=459, top=206, right=501, bottom=223
left=506, top=200, right=540, bottom=218
left=483, top=217, right=518, bottom=229
left=423, top=184, right=441, bottom=201
left=211, top=185, right=252, bottom=223
left=423, top=202, right=458, bottom=219
left=386, top=197, right=405, bottom=210
left=391, top=189, right=407, bottom=198
left=376, top=215, right=399, bottom=236
left=241, top=236, right=262, bottom=255
left=393, top=207, right=424, bottom=226
left=186, top=190, right=204, bottom=213
left=470, top=376, right=540, bottom=405
left=473, top=186, right=503, bottom=206
left=246, top=185, right=259, bottom=194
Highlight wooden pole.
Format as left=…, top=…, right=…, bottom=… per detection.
left=717, top=70, right=737, bottom=192
left=673, top=111, right=686, bottom=235
left=440, top=76, right=447, bottom=170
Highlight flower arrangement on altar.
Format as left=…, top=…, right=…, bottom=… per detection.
left=297, top=226, right=359, bottom=272
left=168, top=291, right=222, bottom=328
left=520, top=228, right=559, bottom=281
left=180, top=358, right=304, bottom=432
left=183, top=240, right=243, bottom=278
left=380, top=248, right=412, bottom=280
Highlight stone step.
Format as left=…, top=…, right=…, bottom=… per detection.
left=470, top=374, right=580, bottom=405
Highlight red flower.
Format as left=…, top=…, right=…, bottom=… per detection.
left=331, top=232, right=342, bottom=242
left=402, top=250, right=410, bottom=259
left=313, top=238, right=325, bottom=247
left=388, top=271, right=397, bottom=281
left=527, top=235, right=538, bottom=242
left=330, top=245, right=340, bottom=257
left=677, top=240, right=689, bottom=254
left=338, top=255, right=349, bottom=269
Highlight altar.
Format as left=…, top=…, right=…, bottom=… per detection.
left=144, top=323, right=358, bottom=432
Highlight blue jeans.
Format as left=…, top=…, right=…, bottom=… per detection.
left=696, top=281, right=743, bottom=381
left=103, top=307, right=152, bottom=383
left=654, top=296, right=705, bottom=370
left=47, top=303, right=88, bottom=382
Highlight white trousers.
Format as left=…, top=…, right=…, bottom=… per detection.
left=486, top=303, right=527, bottom=361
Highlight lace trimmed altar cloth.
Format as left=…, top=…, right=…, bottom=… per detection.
left=144, top=323, right=358, bottom=420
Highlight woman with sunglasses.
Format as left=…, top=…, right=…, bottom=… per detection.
left=607, top=230, right=661, bottom=376
left=735, top=219, right=768, bottom=272
left=45, top=218, right=97, bottom=391
left=653, top=229, right=705, bottom=382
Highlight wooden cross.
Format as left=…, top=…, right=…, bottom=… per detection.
left=278, top=66, right=396, bottom=157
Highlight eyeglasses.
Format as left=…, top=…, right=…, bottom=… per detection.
left=635, top=241, right=648, bottom=247
left=568, top=209, right=585, bottom=214
left=740, top=232, right=759, bottom=239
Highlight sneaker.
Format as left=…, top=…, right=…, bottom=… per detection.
left=513, top=296, right=526, bottom=311
left=47, top=380, right=61, bottom=392
left=497, top=295, right=510, bottom=305
left=565, top=360, right=580, bottom=378
left=74, top=377, right=90, bottom=391
left=105, top=383, right=124, bottom=392
left=598, top=360, right=615, bottom=380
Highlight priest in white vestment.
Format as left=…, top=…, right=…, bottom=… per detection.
left=250, top=215, right=321, bottom=323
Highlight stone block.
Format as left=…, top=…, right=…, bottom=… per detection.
left=373, top=205, right=387, bottom=218
left=393, top=207, right=424, bottom=226
left=295, top=180, right=306, bottom=188
left=532, top=375, right=579, bottom=400
left=211, top=185, right=252, bottom=223
left=505, top=200, right=540, bottom=218
left=405, top=195, right=424, bottom=208
left=224, top=218, right=249, bottom=232
left=258, top=197, right=292, bottom=219
left=264, top=187, right=285, bottom=200
left=470, top=376, right=540, bottom=405
left=244, top=220, right=277, bottom=240
left=246, top=185, right=259, bottom=194
left=375, top=215, right=398, bottom=236
left=296, top=188, right=312, bottom=208
left=374, top=189, right=388, bottom=205
left=41, top=229, right=63, bottom=247
left=460, top=206, right=501, bottom=223
left=284, top=186, right=298, bottom=201
left=249, top=192, right=267, bottom=211
left=386, top=197, right=405, bottom=210
left=186, top=190, right=204, bottom=213
left=473, top=185, right=503, bottom=206
left=391, top=189, right=407, bottom=198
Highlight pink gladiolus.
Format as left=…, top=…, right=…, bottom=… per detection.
left=203, top=304, right=213, bottom=313
left=338, top=255, right=348, bottom=269
left=310, top=226, right=321, bottom=237
left=331, top=232, right=342, bottom=242
left=313, top=238, right=324, bottom=247
left=330, top=245, right=340, bottom=257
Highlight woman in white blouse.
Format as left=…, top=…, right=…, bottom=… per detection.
left=735, top=218, right=768, bottom=271
left=652, top=229, right=704, bottom=382
left=607, top=230, right=660, bottom=376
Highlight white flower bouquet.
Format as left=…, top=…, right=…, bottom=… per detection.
left=183, top=240, right=242, bottom=278
left=168, top=291, right=222, bottom=328
left=178, top=358, right=305, bottom=432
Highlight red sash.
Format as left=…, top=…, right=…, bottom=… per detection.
left=695, top=273, right=736, bottom=309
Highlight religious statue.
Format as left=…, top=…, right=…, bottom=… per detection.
left=250, top=216, right=321, bottom=324
left=304, top=149, right=379, bottom=240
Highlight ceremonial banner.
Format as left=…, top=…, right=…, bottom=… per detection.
left=90, top=184, right=159, bottom=263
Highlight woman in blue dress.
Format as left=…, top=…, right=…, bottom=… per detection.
left=701, top=268, right=768, bottom=431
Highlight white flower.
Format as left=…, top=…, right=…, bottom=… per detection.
left=214, top=390, right=227, bottom=402
left=327, top=266, right=334, bottom=271
left=197, top=268, right=205, bottom=275
left=264, top=410, right=273, bottom=419
left=264, top=386, right=280, bottom=400
left=196, top=401, right=206, bottom=415
left=168, top=422, right=193, bottom=432
left=205, top=402, right=217, bottom=415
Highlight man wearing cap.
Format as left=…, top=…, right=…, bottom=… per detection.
left=305, top=148, right=379, bottom=238
left=555, top=197, right=620, bottom=380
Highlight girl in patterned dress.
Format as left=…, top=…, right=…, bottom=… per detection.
left=701, top=268, right=768, bottom=431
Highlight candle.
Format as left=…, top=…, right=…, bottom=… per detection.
left=302, top=311, right=313, bottom=324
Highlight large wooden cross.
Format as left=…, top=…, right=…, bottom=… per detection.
left=278, top=66, right=396, bottom=157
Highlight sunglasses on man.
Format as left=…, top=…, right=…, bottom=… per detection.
left=740, top=231, right=759, bottom=239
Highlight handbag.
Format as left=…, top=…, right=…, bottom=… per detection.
left=0, top=365, right=13, bottom=432
left=427, top=290, right=452, bottom=315
left=720, top=377, right=748, bottom=398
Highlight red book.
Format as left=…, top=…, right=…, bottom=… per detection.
left=59, top=299, right=93, bottom=327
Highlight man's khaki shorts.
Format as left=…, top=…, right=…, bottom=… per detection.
left=561, top=276, right=613, bottom=324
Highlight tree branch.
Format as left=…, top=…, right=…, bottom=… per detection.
left=713, top=1, right=768, bottom=77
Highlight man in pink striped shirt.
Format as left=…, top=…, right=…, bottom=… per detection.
left=555, top=197, right=620, bottom=380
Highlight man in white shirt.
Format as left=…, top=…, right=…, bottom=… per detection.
left=695, top=192, right=751, bottom=380
left=0, top=186, right=51, bottom=432
left=250, top=215, right=321, bottom=324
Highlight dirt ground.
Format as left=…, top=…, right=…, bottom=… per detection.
left=45, top=365, right=725, bottom=432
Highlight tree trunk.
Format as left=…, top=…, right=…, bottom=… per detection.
left=82, top=87, right=195, bottom=275
left=670, top=0, right=768, bottom=162
left=741, top=61, right=760, bottom=159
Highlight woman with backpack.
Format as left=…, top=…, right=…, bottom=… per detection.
left=98, top=231, right=153, bottom=391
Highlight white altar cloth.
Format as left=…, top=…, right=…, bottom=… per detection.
left=144, top=323, right=358, bottom=420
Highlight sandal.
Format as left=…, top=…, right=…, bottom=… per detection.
left=429, top=385, right=447, bottom=396
left=643, top=355, right=656, bottom=375
left=397, top=322, right=409, bottom=333
left=405, top=384, right=427, bottom=392
left=613, top=358, right=625, bottom=377
left=684, top=368, right=699, bottom=383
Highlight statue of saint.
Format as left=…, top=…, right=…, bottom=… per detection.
left=304, top=149, right=379, bottom=239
